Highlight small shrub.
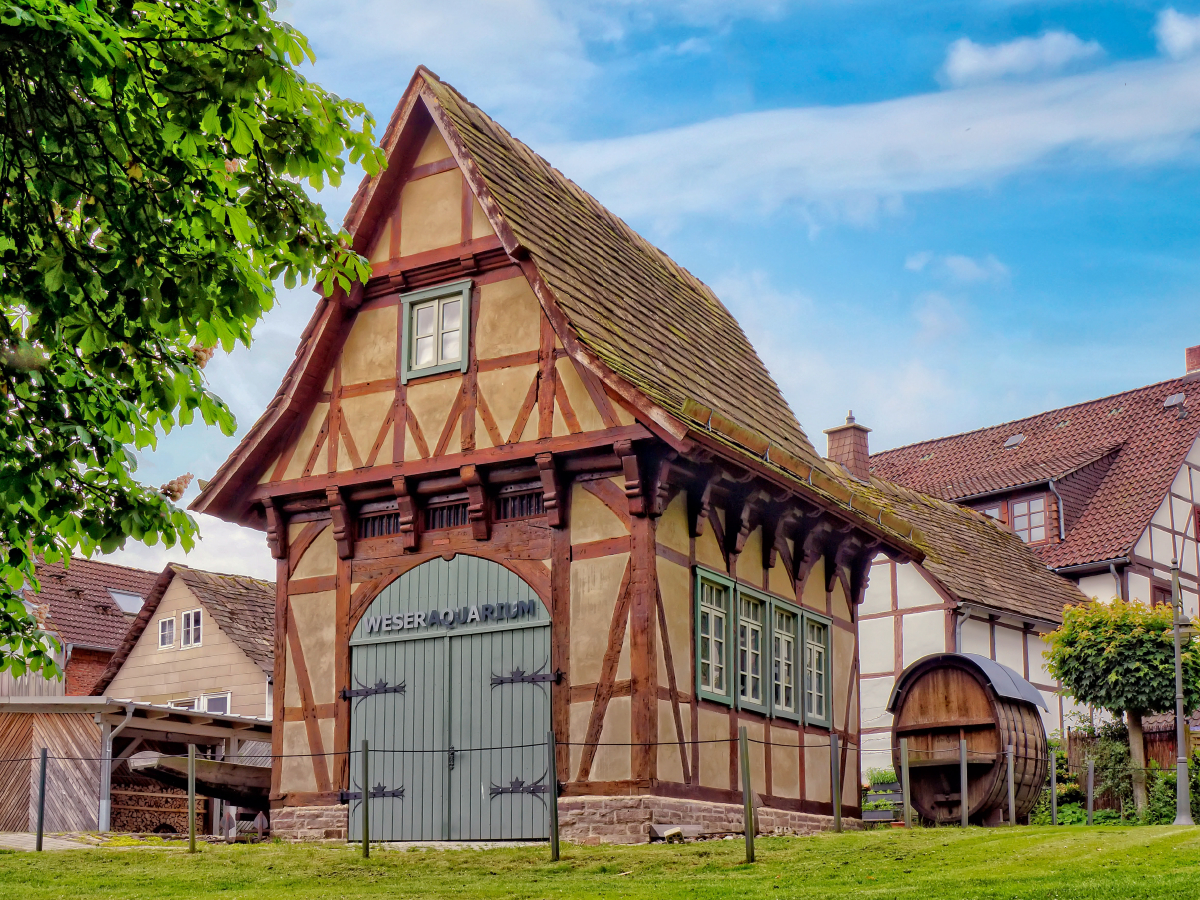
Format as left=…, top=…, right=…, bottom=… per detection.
left=866, top=767, right=897, bottom=785
left=1093, top=809, right=1123, bottom=825
left=1055, top=802, right=1088, bottom=825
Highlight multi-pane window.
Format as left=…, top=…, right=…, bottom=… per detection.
left=158, top=617, right=175, bottom=649
left=411, top=294, right=462, bottom=370
left=773, top=608, right=798, bottom=715
left=694, top=566, right=830, bottom=726
left=203, top=693, right=231, bottom=715
left=805, top=619, right=829, bottom=724
left=181, top=609, right=202, bottom=648
left=698, top=578, right=729, bottom=695
left=738, top=596, right=765, bottom=707
left=1010, top=495, right=1047, bottom=543
left=400, top=280, right=472, bottom=383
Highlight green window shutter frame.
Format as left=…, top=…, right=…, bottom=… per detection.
left=732, top=584, right=770, bottom=716
left=800, top=609, right=834, bottom=730
left=399, top=279, right=473, bottom=384
left=694, top=566, right=735, bottom=707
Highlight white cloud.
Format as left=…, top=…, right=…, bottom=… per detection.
left=101, top=512, right=274, bottom=581
left=540, top=53, right=1200, bottom=226
left=1155, top=8, right=1200, bottom=59
left=905, top=251, right=933, bottom=272
left=942, top=32, right=1102, bottom=87
left=913, top=292, right=969, bottom=342
left=941, top=253, right=1009, bottom=284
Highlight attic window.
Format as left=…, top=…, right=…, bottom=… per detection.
left=1003, top=433, right=1025, bottom=449
left=1164, top=392, right=1186, bottom=409
left=400, top=279, right=472, bottom=383
left=108, top=589, right=144, bottom=614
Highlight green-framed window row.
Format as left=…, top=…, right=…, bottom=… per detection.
left=694, top=565, right=833, bottom=728
left=399, top=279, right=473, bottom=384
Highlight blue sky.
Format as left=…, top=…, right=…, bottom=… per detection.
left=105, top=0, right=1200, bottom=577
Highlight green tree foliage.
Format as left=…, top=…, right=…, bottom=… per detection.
left=0, top=0, right=384, bottom=677
left=1045, top=598, right=1200, bottom=812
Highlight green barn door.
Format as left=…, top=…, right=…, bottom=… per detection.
left=349, top=555, right=551, bottom=842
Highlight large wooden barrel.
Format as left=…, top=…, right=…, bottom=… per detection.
left=889, top=654, right=1048, bottom=825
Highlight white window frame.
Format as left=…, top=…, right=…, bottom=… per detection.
left=399, top=279, right=472, bottom=383
left=157, top=616, right=175, bottom=650
left=803, top=616, right=832, bottom=728
left=736, top=589, right=768, bottom=713
left=169, top=697, right=199, bottom=711
left=180, top=608, right=203, bottom=648
left=696, top=572, right=733, bottom=703
left=772, top=606, right=800, bottom=719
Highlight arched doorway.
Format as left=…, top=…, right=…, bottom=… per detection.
left=348, top=555, right=551, bottom=841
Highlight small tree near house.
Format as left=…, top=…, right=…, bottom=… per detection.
left=1045, top=598, right=1200, bottom=814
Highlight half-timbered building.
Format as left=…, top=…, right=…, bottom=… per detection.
left=191, top=67, right=923, bottom=843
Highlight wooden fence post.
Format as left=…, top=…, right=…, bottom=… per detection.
left=1007, top=744, right=1016, bottom=825
left=959, top=739, right=969, bottom=827
left=188, top=744, right=196, bottom=854
left=1086, top=759, right=1094, bottom=826
left=35, top=747, right=47, bottom=852
left=1050, top=751, right=1058, bottom=826
left=739, top=726, right=755, bottom=863
left=900, top=738, right=912, bottom=828
left=547, top=730, right=560, bottom=861
left=830, top=732, right=842, bottom=833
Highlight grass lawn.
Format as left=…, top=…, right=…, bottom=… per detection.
left=3, top=827, right=1200, bottom=899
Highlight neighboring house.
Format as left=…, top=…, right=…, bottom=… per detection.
left=1, top=557, right=158, bottom=698
left=870, top=349, right=1200, bottom=620
left=92, top=564, right=275, bottom=718
left=822, top=422, right=1087, bottom=770
left=188, top=66, right=925, bottom=843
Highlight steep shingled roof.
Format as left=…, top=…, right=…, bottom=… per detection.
left=91, top=565, right=275, bottom=695
left=27, top=557, right=159, bottom=650
left=830, top=463, right=1088, bottom=623
left=869, top=375, right=1200, bottom=569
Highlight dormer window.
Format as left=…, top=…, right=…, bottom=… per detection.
left=400, top=279, right=472, bottom=382
left=1010, top=494, right=1047, bottom=543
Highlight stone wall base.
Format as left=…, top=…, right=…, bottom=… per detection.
left=271, top=804, right=348, bottom=842
left=559, top=795, right=860, bottom=845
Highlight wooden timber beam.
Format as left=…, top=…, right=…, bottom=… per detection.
left=263, top=498, right=287, bottom=560
left=460, top=464, right=490, bottom=540
left=536, top=453, right=565, bottom=527
left=613, top=439, right=646, bottom=516
left=391, top=476, right=419, bottom=551
left=326, top=486, right=354, bottom=560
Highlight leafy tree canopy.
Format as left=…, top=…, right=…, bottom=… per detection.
left=0, top=0, right=384, bottom=677
left=1045, top=598, right=1200, bottom=715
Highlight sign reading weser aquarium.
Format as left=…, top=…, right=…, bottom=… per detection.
left=364, top=600, right=538, bottom=635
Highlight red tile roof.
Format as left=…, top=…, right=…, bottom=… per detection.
left=27, top=557, right=159, bottom=650
left=870, top=375, right=1200, bottom=569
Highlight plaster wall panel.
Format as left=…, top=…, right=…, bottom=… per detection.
left=801, top=558, right=826, bottom=611
left=895, top=563, right=942, bottom=609
left=771, top=725, right=801, bottom=799
left=656, top=492, right=690, bottom=556
left=405, top=375, right=463, bottom=459
left=339, top=392, right=393, bottom=471
left=283, top=644, right=300, bottom=708
left=1134, top=530, right=1151, bottom=561
left=568, top=554, right=629, bottom=686
left=993, top=625, right=1025, bottom=674
left=590, top=695, right=632, bottom=783
left=960, top=617, right=990, bottom=656
left=571, top=481, right=629, bottom=544
left=414, top=127, right=452, bottom=165
left=290, top=590, right=337, bottom=705
left=280, top=720, right=317, bottom=793
left=804, top=733, right=831, bottom=803
left=476, top=276, right=540, bottom=359
left=694, top=519, right=725, bottom=573
left=1029, top=633, right=1054, bottom=684
left=743, top=719, right=765, bottom=792
left=736, top=527, right=764, bottom=588
left=1128, top=572, right=1151, bottom=606
left=341, top=306, right=397, bottom=384
left=470, top=195, right=494, bottom=239
left=556, top=357, right=605, bottom=432
left=860, top=732, right=892, bottom=774
left=657, top=559, right=692, bottom=690
left=697, top=707, right=731, bottom=790
left=858, top=616, right=894, bottom=675
left=861, top=557, right=892, bottom=615
left=1173, top=466, right=1194, bottom=498
left=552, top=400, right=571, bottom=438
left=830, top=579, right=852, bottom=622
left=569, top=701, right=591, bottom=781
left=1152, top=496, right=1173, bottom=530
left=832, top=627, right=855, bottom=730
left=657, top=700, right=685, bottom=784
left=1078, top=572, right=1120, bottom=601
left=280, top=402, right=330, bottom=482
left=901, top=610, right=945, bottom=668
left=859, top=674, right=894, bottom=732
left=768, top=549, right=797, bottom=601
left=291, top=526, right=336, bottom=580
left=368, top=219, right=392, bottom=264
left=400, top=169, right=461, bottom=256
left=477, top=365, right=537, bottom=440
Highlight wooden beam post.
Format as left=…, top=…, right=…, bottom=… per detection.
left=547, top=730, right=560, bottom=861
left=188, top=744, right=196, bottom=854
left=35, top=747, right=46, bottom=852
left=830, top=731, right=842, bottom=833
left=739, top=726, right=755, bottom=864
left=960, top=738, right=969, bottom=827
left=900, top=737, right=912, bottom=828
left=362, top=738, right=370, bottom=858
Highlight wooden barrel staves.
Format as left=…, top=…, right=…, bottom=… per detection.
left=889, top=653, right=1048, bottom=825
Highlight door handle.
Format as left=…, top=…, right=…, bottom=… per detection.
left=447, top=746, right=456, bottom=770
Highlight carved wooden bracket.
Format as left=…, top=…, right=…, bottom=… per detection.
left=460, top=464, right=490, bottom=541
left=338, top=281, right=364, bottom=311
left=648, top=452, right=679, bottom=517
left=687, top=475, right=715, bottom=538
left=326, top=487, right=354, bottom=560
left=847, top=540, right=879, bottom=606
left=826, top=530, right=863, bottom=593
left=263, top=498, right=288, bottom=560
left=535, top=453, right=564, bottom=528
left=761, top=509, right=780, bottom=572
left=391, top=475, right=419, bottom=552
left=794, top=517, right=834, bottom=588
left=613, top=439, right=646, bottom=516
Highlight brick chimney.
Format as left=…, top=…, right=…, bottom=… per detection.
left=824, top=411, right=871, bottom=481
left=1187, top=345, right=1200, bottom=375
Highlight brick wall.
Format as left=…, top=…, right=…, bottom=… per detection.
left=66, top=648, right=114, bottom=696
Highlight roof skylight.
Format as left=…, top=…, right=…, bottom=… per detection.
left=1003, top=434, right=1025, bottom=449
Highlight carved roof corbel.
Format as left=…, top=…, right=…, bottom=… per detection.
left=326, top=486, right=354, bottom=560
left=460, top=464, right=489, bottom=541
left=391, top=476, right=419, bottom=552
